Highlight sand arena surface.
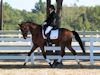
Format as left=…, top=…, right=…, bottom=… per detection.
left=0, top=60, right=100, bottom=75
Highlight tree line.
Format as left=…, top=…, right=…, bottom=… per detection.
left=3, top=1, right=100, bottom=31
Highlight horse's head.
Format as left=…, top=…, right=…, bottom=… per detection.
left=19, top=22, right=30, bottom=39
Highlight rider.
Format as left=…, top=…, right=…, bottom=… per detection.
left=42, top=5, right=58, bottom=43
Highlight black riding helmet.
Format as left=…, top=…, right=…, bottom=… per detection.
left=49, top=5, right=55, bottom=10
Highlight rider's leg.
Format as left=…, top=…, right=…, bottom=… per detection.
left=45, top=26, right=53, bottom=35
left=45, top=26, right=53, bottom=44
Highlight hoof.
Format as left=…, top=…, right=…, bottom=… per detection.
left=52, top=60, right=63, bottom=68
left=78, top=63, right=83, bottom=67
left=23, top=63, right=26, bottom=66
left=83, top=53, right=86, bottom=55
left=83, top=51, right=86, bottom=55
left=49, top=63, right=53, bottom=68
left=78, top=62, right=80, bottom=65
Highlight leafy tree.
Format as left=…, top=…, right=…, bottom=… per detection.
left=3, top=2, right=100, bottom=31
left=32, top=0, right=46, bottom=13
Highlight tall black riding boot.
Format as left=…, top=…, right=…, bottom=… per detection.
left=46, top=33, right=51, bottom=45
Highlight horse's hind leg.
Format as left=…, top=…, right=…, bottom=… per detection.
left=66, top=44, right=80, bottom=65
left=40, top=46, right=52, bottom=67
left=24, top=44, right=38, bottom=66
left=52, top=44, right=65, bottom=67
left=57, top=44, right=65, bottom=63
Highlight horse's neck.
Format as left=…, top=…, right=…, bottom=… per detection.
left=29, top=24, right=42, bottom=37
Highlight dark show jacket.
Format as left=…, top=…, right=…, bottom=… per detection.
left=45, top=11, right=58, bottom=27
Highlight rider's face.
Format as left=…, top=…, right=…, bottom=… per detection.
left=49, top=8, right=52, bottom=11
left=49, top=8, right=53, bottom=13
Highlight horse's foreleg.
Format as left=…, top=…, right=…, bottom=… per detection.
left=40, top=46, right=52, bottom=67
left=24, top=45, right=38, bottom=66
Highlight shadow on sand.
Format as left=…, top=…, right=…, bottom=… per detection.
left=0, top=64, right=100, bottom=69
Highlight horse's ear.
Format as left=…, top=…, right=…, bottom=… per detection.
left=18, top=24, right=21, bottom=27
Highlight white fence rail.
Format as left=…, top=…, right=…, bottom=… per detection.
left=0, top=30, right=100, bottom=65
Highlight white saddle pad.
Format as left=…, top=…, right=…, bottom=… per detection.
left=50, top=30, right=58, bottom=39
left=42, top=29, right=59, bottom=39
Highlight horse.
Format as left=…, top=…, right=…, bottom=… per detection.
left=19, top=21, right=86, bottom=67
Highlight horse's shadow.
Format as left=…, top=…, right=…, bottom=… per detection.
left=0, top=64, right=100, bottom=69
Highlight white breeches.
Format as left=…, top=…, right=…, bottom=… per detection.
left=45, top=26, right=53, bottom=34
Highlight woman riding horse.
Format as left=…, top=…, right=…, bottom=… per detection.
left=42, top=5, right=58, bottom=44
left=19, top=21, right=86, bottom=67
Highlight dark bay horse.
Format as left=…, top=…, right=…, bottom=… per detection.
left=19, top=21, right=85, bottom=67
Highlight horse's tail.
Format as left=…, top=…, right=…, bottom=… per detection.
left=72, top=31, right=86, bottom=54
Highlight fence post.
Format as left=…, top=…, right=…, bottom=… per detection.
left=90, top=36, right=94, bottom=65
